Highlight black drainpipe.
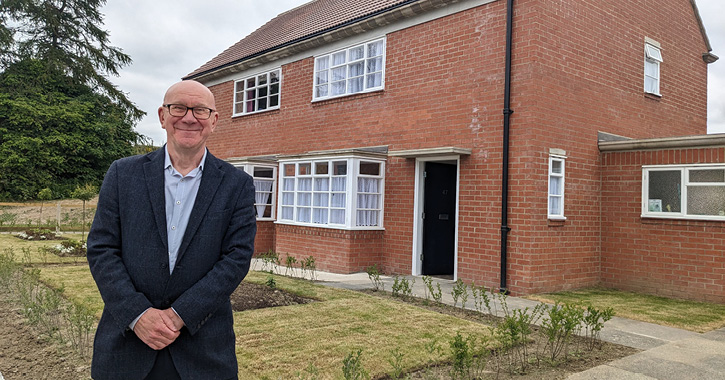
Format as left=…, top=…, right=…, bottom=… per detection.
left=500, top=0, right=514, bottom=294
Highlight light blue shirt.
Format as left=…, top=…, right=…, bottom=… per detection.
left=164, top=146, right=206, bottom=274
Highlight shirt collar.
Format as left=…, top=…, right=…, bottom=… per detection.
left=164, top=145, right=207, bottom=173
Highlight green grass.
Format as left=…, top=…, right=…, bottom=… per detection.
left=36, top=268, right=491, bottom=379
left=527, top=287, right=725, bottom=333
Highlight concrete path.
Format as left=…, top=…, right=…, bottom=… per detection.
left=250, top=259, right=725, bottom=379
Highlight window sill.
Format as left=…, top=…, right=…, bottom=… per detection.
left=644, top=92, right=662, bottom=101
left=641, top=214, right=725, bottom=222
left=274, top=220, right=385, bottom=231
left=548, top=216, right=566, bottom=227
left=311, top=88, right=384, bottom=105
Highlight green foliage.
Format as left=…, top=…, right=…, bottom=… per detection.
left=448, top=332, right=489, bottom=380
left=265, top=275, right=277, bottom=289
left=583, top=306, right=615, bottom=350
left=284, top=254, right=298, bottom=277
left=386, top=348, right=406, bottom=379
left=301, top=256, right=317, bottom=280
left=0, top=59, right=142, bottom=200
left=342, top=349, right=370, bottom=380
left=451, top=279, right=468, bottom=308
left=366, top=264, right=384, bottom=292
left=540, top=302, right=585, bottom=363
left=260, top=249, right=279, bottom=273
left=0, top=0, right=143, bottom=119
left=391, top=276, right=414, bottom=300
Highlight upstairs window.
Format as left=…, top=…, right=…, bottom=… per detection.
left=643, top=165, right=725, bottom=220
left=278, top=157, right=385, bottom=229
left=548, top=155, right=566, bottom=219
left=644, top=42, right=662, bottom=95
left=313, top=38, right=385, bottom=101
left=234, top=68, right=281, bottom=115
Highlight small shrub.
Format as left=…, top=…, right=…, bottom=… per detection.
left=342, top=349, right=369, bottom=380
left=448, top=332, right=489, bottom=380
left=387, top=348, right=406, bottom=379
left=451, top=279, right=468, bottom=308
left=583, top=305, right=615, bottom=350
left=391, top=276, right=414, bottom=300
left=260, top=250, right=280, bottom=273
left=431, top=282, right=443, bottom=304
left=366, top=264, right=384, bottom=292
left=301, top=256, right=317, bottom=280
left=540, top=302, right=585, bottom=363
left=284, top=254, right=298, bottom=277
left=265, top=275, right=277, bottom=289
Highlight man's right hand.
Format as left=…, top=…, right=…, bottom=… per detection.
left=133, top=308, right=181, bottom=350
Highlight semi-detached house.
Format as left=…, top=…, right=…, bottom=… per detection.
left=185, top=0, right=724, bottom=302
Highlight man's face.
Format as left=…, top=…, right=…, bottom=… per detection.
left=158, top=81, right=218, bottom=152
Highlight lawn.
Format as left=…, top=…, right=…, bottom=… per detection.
left=527, top=287, right=725, bottom=333
left=36, top=267, right=491, bottom=379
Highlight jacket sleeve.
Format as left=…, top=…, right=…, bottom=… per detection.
left=86, top=160, right=153, bottom=334
left=170, top=171, right=256, bottom=335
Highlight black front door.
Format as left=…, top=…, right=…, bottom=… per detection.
left=422, top=162, right=456, bottom=276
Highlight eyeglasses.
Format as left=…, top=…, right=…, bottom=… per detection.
left=163, top=104, right=215, bottom=120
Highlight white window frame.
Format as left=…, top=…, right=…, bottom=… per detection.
left=233, top=163, right=277, bottom=221
left=548, top=155, right=566, bottom=220
left=644, top=41, right=662, bottom=96
left=277, top=156, right=385, bottom=230
left=233, top=68, right=281, bottom=116
left=312, top=37, right=386, bottom=101
left=642, top=164, right=725, bottom=221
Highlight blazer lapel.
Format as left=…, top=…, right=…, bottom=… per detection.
left=143, top=149, right=168, bottom=252
left=174, top=154, right=225, bottom=267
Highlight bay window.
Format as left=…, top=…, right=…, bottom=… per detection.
left=278, top=157, right=385, bottom=229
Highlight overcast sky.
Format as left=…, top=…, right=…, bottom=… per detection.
left=101, top=0, right=725, bottom=145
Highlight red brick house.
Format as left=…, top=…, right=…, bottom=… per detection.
left=185, top=0, right=722, bottom=301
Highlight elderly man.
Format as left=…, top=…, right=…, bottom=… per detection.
left=87, top=80, right=256, bottom=380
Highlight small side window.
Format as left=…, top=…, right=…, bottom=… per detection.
left=548, top=156, right=565, bottom=219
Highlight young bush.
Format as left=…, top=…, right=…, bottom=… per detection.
left=391, top=276, right=414, bottom=300
left=583, top=305, right=615, bottom=350
left=284, top=254, right=298, bottom=277
left=366, top=264, right=384, bottom=292
left=540, top=302, right=585, bottom=363
left=342, top=349, right=370, bottom=380
left=301, top=256, right=317, bottom=280
left=451, top=279, right=468, bottom=308
left=448, top=332, right=489, bottom=380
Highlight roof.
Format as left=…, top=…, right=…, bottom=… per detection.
left=186, top=0, right=417, bottom=79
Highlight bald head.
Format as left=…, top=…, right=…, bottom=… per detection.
left=163, top=80, right=216, bottom=109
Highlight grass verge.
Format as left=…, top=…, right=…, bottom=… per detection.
left=0, top=233, right=87, bottom=265
left=527, top=287, right=725, bottom=333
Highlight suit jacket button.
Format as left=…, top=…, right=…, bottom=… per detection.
left=161, top=263, right=167, bottom=269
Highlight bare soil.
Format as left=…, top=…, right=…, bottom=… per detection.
left=0, top=282, right=637, bottom=380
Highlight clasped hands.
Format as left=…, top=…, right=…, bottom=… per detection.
left=133, top=308, right=185, bottom=350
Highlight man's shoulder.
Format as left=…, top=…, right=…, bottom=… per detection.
left=112, top=149, right=162, bottom=170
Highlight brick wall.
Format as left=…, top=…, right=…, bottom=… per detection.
left=601, top=148, right=725, bottom=303
left=203, top=0, right=709, bottom=296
